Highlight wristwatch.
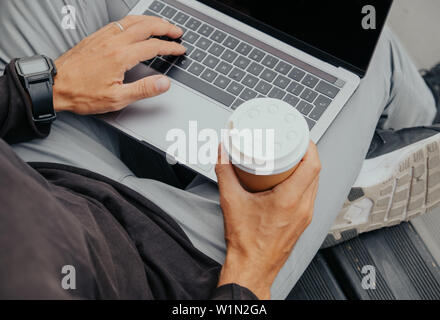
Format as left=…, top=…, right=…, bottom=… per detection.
left=15, top=55, right=57, bottom=125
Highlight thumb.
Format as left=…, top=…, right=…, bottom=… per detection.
left=215, top=144, right=245, bottom=196
left=122, top=75, right=171, bottom=103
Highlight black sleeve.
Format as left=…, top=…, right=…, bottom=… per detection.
left=211, top=284, right=259, bottom=300
left=0, top=59, right=51, bottom=144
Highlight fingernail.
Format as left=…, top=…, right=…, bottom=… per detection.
left=155, top=76, right=170, bottom=92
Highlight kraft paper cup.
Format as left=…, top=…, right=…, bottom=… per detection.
left=223, top=98, right=310, bottom=192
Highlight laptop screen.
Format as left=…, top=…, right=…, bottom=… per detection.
left=196, top=0, right=393, bottom=76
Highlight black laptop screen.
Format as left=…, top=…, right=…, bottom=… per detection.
left=196, top=0, right=393, bottom=76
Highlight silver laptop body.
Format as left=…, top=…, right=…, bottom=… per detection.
left=100, top=0, right=390, bottom=181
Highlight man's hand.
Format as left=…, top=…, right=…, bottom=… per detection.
left=53, top=15, right=186, bottom=115
left=215, top=142, right=321, bottom=300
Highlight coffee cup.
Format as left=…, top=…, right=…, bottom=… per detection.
left=223, top=98, right=310, bottom=192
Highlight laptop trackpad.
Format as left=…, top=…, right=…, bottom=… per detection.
left=115, top=66, right=230, bottom=172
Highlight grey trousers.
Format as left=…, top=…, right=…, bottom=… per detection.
left=0, top=0, right=436, bottom=299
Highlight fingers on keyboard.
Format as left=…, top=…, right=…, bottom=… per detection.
left=147, top=0, right=340, bottom=126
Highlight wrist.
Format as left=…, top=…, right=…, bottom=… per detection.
left=52, top=59, right=69, bottom=113
left=52, top=83, right=69, bottom=113
left=218, top=251, right=273, bottom=300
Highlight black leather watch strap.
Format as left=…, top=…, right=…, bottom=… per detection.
left=28, top=80, right=56, bottom=123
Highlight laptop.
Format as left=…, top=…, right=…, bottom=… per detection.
left=100, top=0, right=393, bottom=181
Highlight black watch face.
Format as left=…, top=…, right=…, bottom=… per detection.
left=18, top=57, right=50, bottom=76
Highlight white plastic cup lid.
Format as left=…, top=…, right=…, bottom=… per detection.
left=223, top=98, right=310, bottom=175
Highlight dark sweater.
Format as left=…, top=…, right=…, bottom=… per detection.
left=0, top=60, right=257, bottom=300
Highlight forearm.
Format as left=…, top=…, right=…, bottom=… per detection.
left=0, top=60, right=50, bottom=144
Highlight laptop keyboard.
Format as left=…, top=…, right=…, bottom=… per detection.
left=143, top=0, right=343, bottom=130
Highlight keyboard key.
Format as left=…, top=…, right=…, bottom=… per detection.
left=214, top=75, right=231, bottom=89
left=231, top=98, right=245, bottom=110
left=314, top=94, right=332, bottom=109
left=262, top=55, right=279, bottom=69
left=227, top=82, right=245, bottom=96
left=162, top=55, right=178, bottom=63
left=167, top=67, right=235, bottom=106
left=283, top=94, right=300, bottom=107
left=149, top=1, right=165, bottom=12
left=151, top=58, right=172, bottom=73
left=161, top=6, right=177, bottom=19
left=247, top=62, right=264, bottom=76
left=286, top=81, right=305, bottom=96
left=249, top=48, right=265, bottom=62
left=268, top=87, right=285, bottom=99
left=208, top=43, right=225, bottom=57
left=157, top=35, right=181, bottom=43
left=168, top=36, right=183, bottom=44
left=296, top=101, right=313, bottom=116
left=198, top=24, right=214, bottom=37
left=195, top=37, right=212, bottom=50
left=334, top=79, right=346, bottom=88
left=234, top=56, right=251, bottom=69
left=216, top=61, right=233, bottom=75
left=201, top=69, right=218, bottom=83
left=228, top=67, right=246, bottom=82
left=305, top=118, right=316, bottom=130
left=275, top=61, right=292, bottom=75
left=309, top=105, right=326, bottom=121
left=224, top=36, right=240, bottom=50
left=288, top=68, right=306, bottom=81
left=316, top=81, right=340, bottom=99
left=261, top=69, right=277, bottom=82
left=181, top=42, right=195, bottom=55
left=221, top=50, right=238, bottom=63
left=188, top=62, right=205, bottom=76
left=210, top=30, right=227, bottom=43
left=190, top=49, right=207, bottom=62
left=300, top=88, right=318, bottom=103
left=175, top=56, right=192, bottom=70
left=143, top=10, right=159, bottom=17
left=236, top=43, right=252, bottom=56
left=240, top=88, right=258, bottom=101
left=143, top=58, right=154, bottom=66
left=183, top=30, right=199, bottom=44
left=241, top=74, right=259, bottom=89
left=255, top=81, right=273, bottom=95
left=173, top=12, right=189, bottom=25
left=202, top=55, right=220, bottom=68
left=302, top=74, right=319, bottom=88
left=186, top=18, right=202, bottom=31
left=273, top=75, right=290, bottom=89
